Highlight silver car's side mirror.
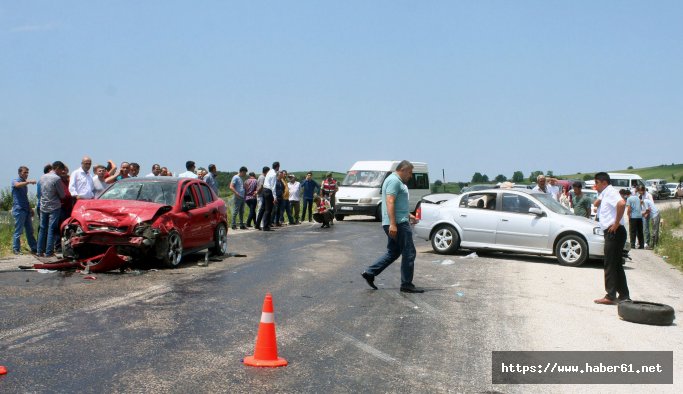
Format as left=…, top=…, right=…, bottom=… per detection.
left=529, top=207, right=544, bottom=216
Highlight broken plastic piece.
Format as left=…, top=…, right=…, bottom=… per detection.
left=84, top=275, right=97, bottom=280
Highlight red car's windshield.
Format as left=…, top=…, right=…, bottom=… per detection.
left=99, top=181, right=178, bottom=206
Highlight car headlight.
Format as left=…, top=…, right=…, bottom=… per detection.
left=358, top=198, right=373, bottom=203
left=593, top=227, right=604, bottom=236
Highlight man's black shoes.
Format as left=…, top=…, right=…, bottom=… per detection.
left=400, top=285, right=425, bottom=293
left=361, top=272, right=378, bottom=290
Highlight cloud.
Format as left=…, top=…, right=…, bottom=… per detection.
left=11, top=22, right=60, bottom=33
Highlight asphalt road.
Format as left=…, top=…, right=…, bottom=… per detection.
left=0, top=216, right=681, bottom=393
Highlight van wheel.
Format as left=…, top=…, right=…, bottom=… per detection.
left=555, top=234, right=587, bottom=267
left=431, top=224, right=460, bottom=254
left=335, top=214, right=345, bottom=221
left=374, top=204, right=382, bottom=222
left=618, top=301, right=675, bottom=326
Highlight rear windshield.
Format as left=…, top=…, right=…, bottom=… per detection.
left=99, top=181, right=177, bottom=205
left=341, top=170, right=389, bottom=188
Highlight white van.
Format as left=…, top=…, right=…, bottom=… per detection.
left=608, top=173, right=644, bottom=190
left=334, top=161, right=430, bottom=221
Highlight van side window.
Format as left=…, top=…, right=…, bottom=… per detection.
left=408, top=173, right=429, bottom=189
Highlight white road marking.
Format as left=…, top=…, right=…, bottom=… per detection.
left=336, top=332, right=398, bottom=364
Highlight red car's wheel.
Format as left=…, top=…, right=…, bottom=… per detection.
left=210, top=224, right=228, bottom=256
left=162, top=231, right=183, bottom=267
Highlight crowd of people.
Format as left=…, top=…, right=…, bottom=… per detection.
left=531, top=175, right=662, bottom=250
left=9, top=157, right=341, bottom=255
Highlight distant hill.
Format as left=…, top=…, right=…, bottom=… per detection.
left=559, top=163, right=683, bottom=183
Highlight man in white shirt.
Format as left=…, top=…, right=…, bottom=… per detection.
left=255, top=161, right=279, bottom=231
left=146, top=164, right=162, bottom=177
left=178, top=161, right=198, bottom=179
left=593, top=172, right=630, bottom=305
left=68, top=156, right=94, bottom=200
left=288, top=175, right=301, bottom=224
left=547, top=178, right=560, bottom=201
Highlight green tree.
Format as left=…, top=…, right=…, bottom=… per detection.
left=529, top=170, right=543, bottom=183
left=432, top=179, right=443, bottom=193
left=494, top=174, right=507, bottom=183
left=482, top=174, right=490, bottom=183
left=471, top=172, right=484, bottom=183
left=583, top=174, right=593, bottom=181
left=512, top=171, right=524, bottom=183
left=627, top=166, right=634, bottom=170
left=546, top=170, right=554, bottom=177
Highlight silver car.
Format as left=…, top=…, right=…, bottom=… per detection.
left=414, top=189, right=604, bottom=266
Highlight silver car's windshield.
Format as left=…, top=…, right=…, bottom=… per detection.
left=534, top=194, right=573, bottom=215
left=99, top=182, right=177, bottom=205
left=341, top=170, right=388, bottom=188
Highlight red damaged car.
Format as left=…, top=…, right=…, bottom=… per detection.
left=61, top=177, right=228, bottom=267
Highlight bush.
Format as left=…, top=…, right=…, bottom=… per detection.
left=0, top=188, right=12, bottom=211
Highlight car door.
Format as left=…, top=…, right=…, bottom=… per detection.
left=177, top=184, right=206, bottom=248
left=495, top=193, right=551, bottom=251
left=190, top=183, right=214, bottom=245
left=455, top=192, right=498, bottom=247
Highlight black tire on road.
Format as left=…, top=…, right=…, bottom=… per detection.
left=431, top=224, right=460, bottom=254
left=161, top=230, right=183, bottom=268
left=618, top=301, right=675, bottom=326
left=374, top=204, right=382, bottom=222
left=209, top=224, right=228, bottom=256
left=555, top=234, right=588, bottom=267
left=335, top=214, right=345, bottom=221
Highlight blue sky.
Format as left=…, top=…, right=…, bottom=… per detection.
left=1, top=1, right=682, bottom=186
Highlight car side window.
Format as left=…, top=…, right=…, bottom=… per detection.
left=502, top=193, right=539, bottom=214
left=191, top=184, right=205, bottom=207
left=460, top=193, right=497, bottom=210
left=200, top=184, right=213, bottom=203
left=183, top=187, right=198, bottom=210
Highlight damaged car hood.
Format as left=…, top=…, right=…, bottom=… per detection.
left=72, top=200, right=172, bottom=228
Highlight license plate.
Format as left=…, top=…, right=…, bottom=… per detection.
left=341, top=206, right=353, bottom=211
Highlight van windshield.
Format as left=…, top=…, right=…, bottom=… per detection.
left=341, top=170, right=388, bottom=188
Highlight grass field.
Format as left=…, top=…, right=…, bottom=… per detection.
left=559, top=163, right=683, bottom=183
left=656, top=207, right=683, bottom=271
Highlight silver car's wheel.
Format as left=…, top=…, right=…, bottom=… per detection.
left=210, top=224, right=228, bottom=256
left=431, top=224, right=460, bottom=254
left=162, top=231, right=183, bottom=267
left=555, top=234, right=587, bottom=267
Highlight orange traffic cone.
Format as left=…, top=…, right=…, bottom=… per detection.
left=243, top=293, right=288, bottom=368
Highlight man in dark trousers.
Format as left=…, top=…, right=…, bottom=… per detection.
left=361, top=160, right=424, bottom=293
left=593, top=172, right=630, bottom=305
left=256, top=161, right=279, bottom=231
